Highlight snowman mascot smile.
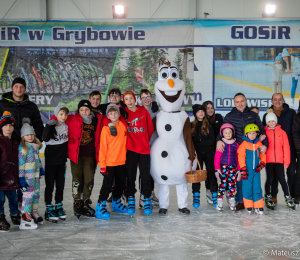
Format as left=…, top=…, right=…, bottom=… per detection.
left=150, top=61, right=197, bottom=214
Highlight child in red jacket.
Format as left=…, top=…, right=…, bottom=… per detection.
left=123, top=90, right=154, bottom=216
left=65, top=100, right=102, bottom=219
left=264, top=112, right=295, bottom=210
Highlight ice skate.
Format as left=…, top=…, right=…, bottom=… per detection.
left=206, top=189, right=213, bottom=204
left=127, top=196, right=136, bottom=216
left=10, top=215, right=20, bottom=226
left=32, top=210, right=44, bottom=224
left=228, top=198, right=236, bottom=211
left=0, top=214, right=10, bottom=232
left=226, top=190, right=230, bottom=205
left=139, top=194, right=144, bottom=208
left=55, top=203, right=66, bottom=220
left=82, top=199, right=95, bottom=217
left=143, top=197, right=153, bottom=216
left=45, top=204, right=59, bottom=223
left=19, top=213, right=38, bottom=230
left=159, top=208, right=167, bottom=214
left=95, top=201, right=110, bottom=220
left=264, top=194, right=275, bottom=210
left=193, top=192, right=200, bottom=209
left=112, top=197, right=128, bottom=214
left=151, top=191, right=159, bottom=206
left=246, top=208, right=252, bottom=214
left=285, top=195, right=296, bottom=210
left=217, top=198, right=223, bottom=211
left=212, top=192, right=218, bottom=209
left=254, top=208, right=264, bottom=215
left=73, top=200, right=82, bottom=219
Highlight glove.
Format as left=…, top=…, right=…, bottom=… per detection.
left=39, top=167, right=45, bottom=179
left=100, top=167, right=107, bottom=177
left=108, top=123, right=117, bottom=137
left=120, top=108, right=128, bottom=120
left=19, top=177, right=29, bottom=192
left=215, top=170, right=222, bottom=182
left=236, top=171, right=241, bottom=182
left=46, top=119, right=58, bottom=126
left=151, top=101, right=159, bottom=113
left=255, top=162, right=265, bottom=172
left=240, top=167, right=248, bottom=180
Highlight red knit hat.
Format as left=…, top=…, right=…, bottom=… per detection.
left=123, top=90, right=136, bottom=102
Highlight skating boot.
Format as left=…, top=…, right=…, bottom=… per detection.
left=45, top=204, right=59, bottom=223
left=56, top=202, right=66, bottom=220
left=246, top=208, right=252, bottom=215
left=264, top=194, right=275, bottom=210
left=143, top=197, right=153, bottom=216
left=151, top=191, right=159, bottom=206
left=139, top=194, right=144, bottom=208
left=122, top=192, right=127, bottom=206
left=254, top=208, right=264, bottom=215
left=178, top=208, right=190, bottom=214
left=217, top=198, right=223, bottom=211
left=18, top=199, right=22, bottom=219
left=73, top=200, right=83, bottom=219
left=228, top=198, right=236, bottom=211
left=226, top=190, right=230, bottom=205
left=0, top=214, right=10, bottom=232
left=95, top=201, right=110, bottom=220
left=193, top=192, right=200, bottom=209
left=82, top=199, right=95, bottom=217
left=31, top=210, right=43, bottom=224
left=285, top=195, right=296, bottom=210
left=206, top=189, right=213, bottom=205
left=212, top=192, right=218, bottom=209
left=112, top=197, right=128, bottom=214
left=10, top=215, right=20, bottom=226
left=127, top=196, right=136, bottom=216
left=19, top=213, right=38, bottom=230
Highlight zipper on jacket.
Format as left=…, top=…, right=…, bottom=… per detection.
left=274, top=129, right=276, bottom=163
left=228, top=144, right=230, bottom=165
left=253, top=143, right=255, bottom=169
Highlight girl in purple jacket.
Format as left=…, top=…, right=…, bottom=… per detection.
left=214, top=123, right=241, bottom=211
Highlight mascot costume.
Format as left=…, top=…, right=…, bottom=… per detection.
left=150, top=60, right=197, bottom=214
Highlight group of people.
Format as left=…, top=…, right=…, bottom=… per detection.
left=0, top=76, right=300, bottom=232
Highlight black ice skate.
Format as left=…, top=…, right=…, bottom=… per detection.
left=82, top=199, right=95, bottom=217
left=264, top=194, right=275, bottom=210
left=32, top=210, right=44, bottom=224
left=285, top=195, right=296, bottom=210
left=73, top=200, right=83, bottom=219
left=45, top=204, right=59, bottom=223
left=0, top=214, right=10, bottom=232
left=10, top=215, right=20, bottom=226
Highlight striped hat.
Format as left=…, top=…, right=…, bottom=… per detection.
left=0, top=111, right=15, bottom=129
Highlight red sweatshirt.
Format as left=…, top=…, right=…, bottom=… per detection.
left=125, top=105, right=154, bottom=154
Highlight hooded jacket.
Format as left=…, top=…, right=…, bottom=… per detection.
left=191, top=121, right=215, bottom=153
left=0, top=92, right=44, bottom=141
left=214, top=141, right=240, bottom=170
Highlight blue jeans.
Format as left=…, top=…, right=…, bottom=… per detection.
left=0, top=190, right=19, bottom=215
left=235, top=180, right=243, bottom=203
left=291, top=77, right=299, bottom=99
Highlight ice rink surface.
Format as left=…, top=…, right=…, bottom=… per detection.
left=1, top=158, right=300, bottom=260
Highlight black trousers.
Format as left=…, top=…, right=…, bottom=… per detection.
left=44, top=163, right=66, bottom=205
left=192, top=149, right=218, bottom=193
left=126, top=150, right=152, bottom=198
left=265, top=163, right=290, bottom=197
left=98, top=164, right=126, bottom=202
left=139, top=174, right=154, bottom=194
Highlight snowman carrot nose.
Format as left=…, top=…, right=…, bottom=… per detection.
left=168, top=78, right=174, bottom=88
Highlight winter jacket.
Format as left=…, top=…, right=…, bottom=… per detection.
left=192, top=121, right=215, bottom=153
left=0, top=92, right=44, bottom=141
left=292, top=112, right=300, bottom=153
left=211, top=113, right=223, bottom=140
left=237, top=136, right=266, bottom=171
left=43, top=123, right=68, bottom=166
left=0, top=134, right=19, bottom=190
left=214, top=141, right=239, bottom=170
left=264, top=125, right=290, bottom=167
left=125, top=105, right=154, bottom=155
left=263, top=103, right=296, bottom=160
left=65, top=113, right=102, bottom=164
left=217, top=106, right=268, bottom=147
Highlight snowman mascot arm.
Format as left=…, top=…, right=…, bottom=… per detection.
left=146, top=110, right=154, bottom=142
left=183, top=117, right=196, bottom=161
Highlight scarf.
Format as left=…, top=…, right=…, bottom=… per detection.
left=26, top=142, right=40, bottom=151
left=80, top=113, right=93, bottom=124
left=273, top=106, right=284, bottom=118
left=222, top=138, right=236, bottom=144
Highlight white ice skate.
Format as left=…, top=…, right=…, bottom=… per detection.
left=31, top=210, right=44, bottom=225
left=139, top=194, right=144, bottom=208
left=217, top=198, right=223, bottom=211
left=254, top=208, right=264, bottom=215
left=228, top=198, right=236, bottom=211
left=206, top=189, right=213, bottom=205
left=19, top=213, right=38, bottom=230
left=151, top=191, right=159, bottom=206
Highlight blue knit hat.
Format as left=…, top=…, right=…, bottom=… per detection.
left=275, top=53, right=283, bottom=63
left=282, top=48, right=290, bottom=57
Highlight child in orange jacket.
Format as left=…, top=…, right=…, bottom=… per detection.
left=264, top=112, right=295, bottom=210
left=95, top=104, right=128, bottom=220
left=237, top=124, right=266, bottom=215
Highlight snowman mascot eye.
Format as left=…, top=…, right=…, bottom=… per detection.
left=170, top=69, right=178, bottom=79
left=160, top=68, right=169, bottom=80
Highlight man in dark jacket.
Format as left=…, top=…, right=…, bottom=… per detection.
left=292, top=101, right=300, bottom=204
left=216, top=93, right=268, bottom=210
left=0, top=78, right=44, bottom=141
left=263, top=93, right=296, bottom=203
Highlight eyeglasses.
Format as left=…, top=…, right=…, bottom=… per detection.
left=109, top=94, right=120, bottom=98
left=141, top=96, right=151, bottom=100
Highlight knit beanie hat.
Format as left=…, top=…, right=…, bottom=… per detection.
left=106, top=103, right=120, bottom=115
left=123, top=90, right=136, bottom=102
left=12, top=77, right=26, bottom=89
left=275, top=53, right=283, bottom=63
left=282, top=48, right=290, bottom=57
left=266, top=112, right=278, bottom=125
left=192, top=104, right=205, bottom=117
left=78, top=100, right=92, bottom=111
left=0, top=111, right=15, bottom=129
left=54, top=105, right=69, bottom=117
left=20, top=118, right=35, bottom=137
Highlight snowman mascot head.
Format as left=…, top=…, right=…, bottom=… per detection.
left=155, top=62, right=185, bottom=112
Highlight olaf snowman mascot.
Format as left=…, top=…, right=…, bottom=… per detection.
left=150, top=61, right=197, bottom=214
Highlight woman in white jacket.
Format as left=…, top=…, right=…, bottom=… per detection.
left=282, top=48, right=300, bottom=107
left=265, top=53, right=283, bottom=94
